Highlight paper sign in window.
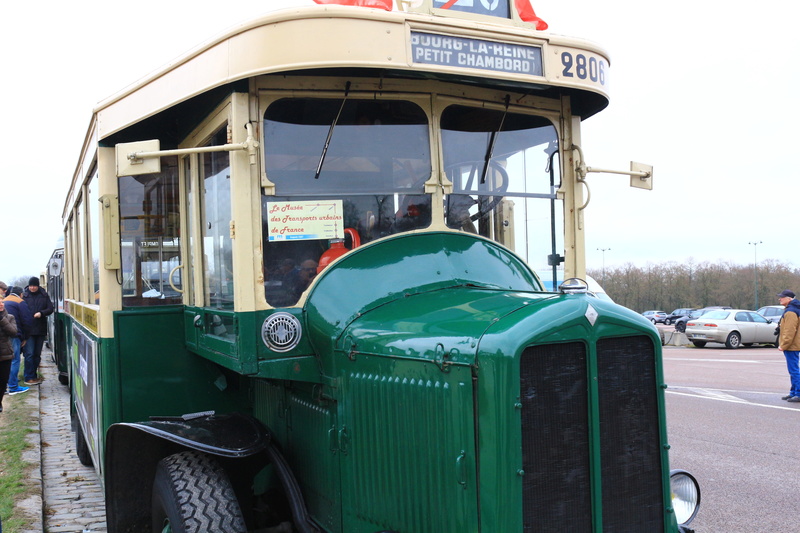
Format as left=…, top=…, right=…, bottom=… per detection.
left=267, top=200, right=344, bottom=241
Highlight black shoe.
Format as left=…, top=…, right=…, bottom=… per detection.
left=787, top=396, right=800, bottom=403
left=782, top=394, right=793, bottom=400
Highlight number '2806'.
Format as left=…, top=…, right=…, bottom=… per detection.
left=561, top=52, right=606, bottom=85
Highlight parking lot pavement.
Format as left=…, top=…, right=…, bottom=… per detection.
left=30, top=349, right=108, bottom=532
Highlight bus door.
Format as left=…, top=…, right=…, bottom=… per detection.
left=186, top=122, right=238, bottom=357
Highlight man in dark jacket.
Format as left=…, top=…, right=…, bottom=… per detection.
left=22, top=277, right=53, bottom=385
left=777, top=289, right=800, bottom=402
left=4, top=286, right=32, bottom=394
left=0, top=298, right=18, bottom=413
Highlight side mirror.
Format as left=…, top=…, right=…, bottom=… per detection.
left=629, top=162, right=653, bottom=190
left=115, top=140, right=161, bottom=176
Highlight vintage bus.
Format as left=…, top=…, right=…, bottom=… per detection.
left=44, top=246, right=69, bottom=385
left=57, top=1, right=700, bottom=531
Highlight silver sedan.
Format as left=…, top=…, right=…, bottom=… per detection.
left=685, top=309, right=779, bottom=349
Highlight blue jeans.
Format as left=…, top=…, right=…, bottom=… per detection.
left=7, top=338, right=22, bottom=389
left=23, top=335, right=45, bottom=382
left=783, top=350, right=800, bottom=397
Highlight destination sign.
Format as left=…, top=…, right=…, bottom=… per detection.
left=411, top=31, right=542, bottom=76
left=432, top=0, right=510, bottom=19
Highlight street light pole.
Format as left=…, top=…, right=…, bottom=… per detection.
left=597, top=247, right=610, bottom=286
left=748, top=241, right=762, bottom=309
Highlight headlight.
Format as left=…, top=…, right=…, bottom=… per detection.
left=670, top=469, right=700, bottom=525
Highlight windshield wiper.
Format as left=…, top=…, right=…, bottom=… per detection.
left=314, top=81, right=351, bottom=180
left=480, top=94, right=510, bottom=184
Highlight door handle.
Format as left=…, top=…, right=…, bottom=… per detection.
left=169, top=264, right=184, bottom=294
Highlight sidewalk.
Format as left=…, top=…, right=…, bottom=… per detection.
left=14, top=348, right=107, bottom=532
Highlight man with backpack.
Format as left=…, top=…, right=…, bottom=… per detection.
left=3, top=286, right=32, bottom=395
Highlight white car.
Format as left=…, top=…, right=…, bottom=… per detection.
left=685, top=309, right=778, bottom=349
left=757, top=305, right=784, bottom=324
left=641, top=310, right=668, bottom=324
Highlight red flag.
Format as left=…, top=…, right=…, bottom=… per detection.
left=515, top=0, right=548, bottom=30
left=313, top=0, right=393, bottom=10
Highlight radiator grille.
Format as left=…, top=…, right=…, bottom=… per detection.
left=520, top=336, right=664, bottom=532
left=597, top=336, right=664, bottom=532
left=520, top=342, right=592, bottom=532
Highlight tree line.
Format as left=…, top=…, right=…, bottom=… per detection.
left=587, top=259, right=800, bottom=313
left=3, top=276, right=36, bottom=291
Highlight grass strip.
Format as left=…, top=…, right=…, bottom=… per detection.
left=0, top=394, right=36, bottom=533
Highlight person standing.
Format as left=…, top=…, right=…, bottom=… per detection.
left=4, top=286, right=32, bottom=395
left=22, top=277, right=53, bottom=386
left=0, top=298, right=18, bottom=413
left=0, top=281, right=7, bottom=299
left=777, top=289, right=800, bottom=402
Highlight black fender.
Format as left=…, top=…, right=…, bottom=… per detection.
left=105, top=411, right=268, bottom=533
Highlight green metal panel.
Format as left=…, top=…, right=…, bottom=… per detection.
left=287, top=388, right=341, bottom=531
left=184, top=306, right=319, bottom=378
left=112, top=307, right=248, bottom=423
left=344, top=288, right=550, bottom=366
left=339, top=357, right=478, bottom=533
left=253, top=380, right=341, bottom=532
left=334, top=287, right=542, bottom=532
left=305, top=231, right=540, bottom=365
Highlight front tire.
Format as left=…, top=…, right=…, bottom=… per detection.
left=665, top=319, right=672, bottom=325
left=725, top=331, right=742, bottom=349
left=152, top=451, right=246, bottom=533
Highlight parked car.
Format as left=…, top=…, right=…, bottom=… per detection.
left=665, top=308, right=695, bottom=326
left=757, top=305, right=784, bottom=324
left=685, top=309, right=778, bottom=349
left=642, top=310, right=668, bottom=324
left=674, top=306, right=732, bottom=332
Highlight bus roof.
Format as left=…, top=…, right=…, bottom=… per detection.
left=93, top=5, right=610, bottom=142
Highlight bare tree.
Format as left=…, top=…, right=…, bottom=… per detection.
left=588, top=260, right=800, bottom=312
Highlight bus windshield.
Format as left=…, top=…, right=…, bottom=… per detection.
left=441, top=105, right=562, bottom=269
left=264, top=98, right=431, bottom=194
left=262, top=97, right=432, bottom=307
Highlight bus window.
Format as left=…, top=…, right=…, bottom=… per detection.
left=88, top=171, right=101, bottom=304
left=201, top=127, right=234, bottom=310
left=262, top=98, right=431, bottom=307
left=119, top=156, right=182, bottom=306
left=441, top=106, right=564, bottom=269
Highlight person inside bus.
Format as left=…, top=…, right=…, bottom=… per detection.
left=280, top=259, right=319, bottom=303
left=393, top=194, right=431, bottom=233
left=265, top=257, right=318, bottom=307
left=292, top=259, right=318, bottom=301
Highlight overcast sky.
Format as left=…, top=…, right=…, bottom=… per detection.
left=0, top=0, right=796, bottom=284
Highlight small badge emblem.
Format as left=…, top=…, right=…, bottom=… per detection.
left=585, top=304, right=598, bottom=326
